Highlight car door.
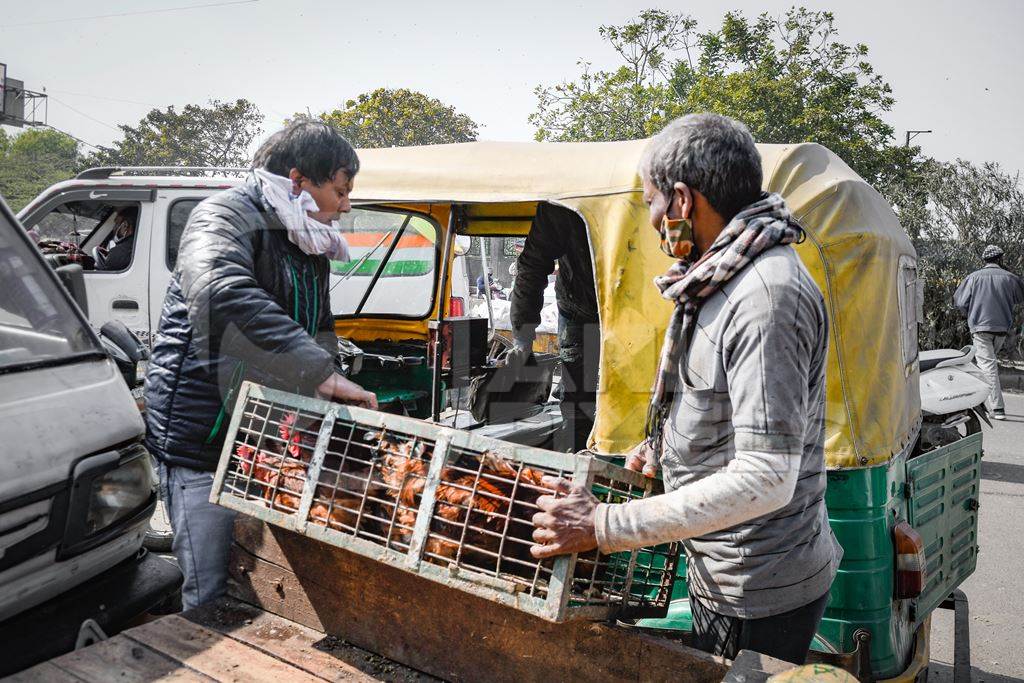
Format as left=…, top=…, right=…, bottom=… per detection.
left=20, top=187, right=156, bottom=343
left=149, top=192, right=211, bottom=337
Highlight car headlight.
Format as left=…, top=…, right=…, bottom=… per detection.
left=59, top=445, right=157, bottom=559
left=84, top=456, right=154, bottom=535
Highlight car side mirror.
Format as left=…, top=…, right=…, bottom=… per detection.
left=100, top=320, right=145, bottom=363
left=55, top=263, right=89, bottom=317
left=100, top=321, right=146, bottom=388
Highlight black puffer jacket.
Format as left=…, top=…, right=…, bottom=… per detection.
left=145, top=175, right=338, bottom=471
left=510, top=202, right=598, bottom=328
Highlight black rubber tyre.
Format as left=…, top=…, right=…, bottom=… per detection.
left=143, top=497, right=174, bottom=553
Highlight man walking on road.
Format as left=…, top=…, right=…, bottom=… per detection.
left=954, top=245, right=1024, bottom=420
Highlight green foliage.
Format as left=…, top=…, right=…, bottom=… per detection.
left=87, top=99, right=262, bottom=168
left=531, top=7, right=914, bottom=185
left=313, top=88, right=479, bottom=148
left=532, top=7, right=1024, bottom=353
left=531, top=10, right=689, bottom=142
left=0, top=127, right=82, bottom=212
left=894, top=159, right=1024, bottom=351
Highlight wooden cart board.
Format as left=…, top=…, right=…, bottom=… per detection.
left=6, top=520, right=726, bottom=683
left=4, top=600, right=429, bottom=683
left=227, top=516, right=728, bottom=683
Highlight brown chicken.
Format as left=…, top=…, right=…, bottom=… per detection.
left=235, top=443, right=305, bottom=511
left=235, top=411, right=359, bottom=518
left=370, top=430, right=552, bottom=569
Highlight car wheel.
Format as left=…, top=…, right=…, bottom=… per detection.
left=144, top=496, right=174, bottom=553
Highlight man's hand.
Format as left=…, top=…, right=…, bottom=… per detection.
left=530, top=476, right=599, bottom=559
left=317, top=372, right=378, bottom=409
left=625, top=440, right=659, bottom=478
left=503, top=325, right=536, bottom=368
left=503, top=344, right=531, bottom=369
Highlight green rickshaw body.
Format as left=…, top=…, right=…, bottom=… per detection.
left=641, top=434, right=981, bottom=679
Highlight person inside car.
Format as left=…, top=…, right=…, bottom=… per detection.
left=509, top=203, right=599, bottom=452
left=95, top=207, right=137, bottom=271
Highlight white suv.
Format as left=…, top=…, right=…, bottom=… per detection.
left=19, top=166, right=470, bottom=346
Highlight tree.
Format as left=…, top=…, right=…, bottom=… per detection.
left=0, top=127, right=82, bottom=211
left=531, top=8, right=915, bottom=186
left=88, top=99, right=262, bottom=168
left=313, top=88, right=479, bottom=148
left=531, top=10, right=692, bottom=142
left=897, top=159, right=1024, bottom=352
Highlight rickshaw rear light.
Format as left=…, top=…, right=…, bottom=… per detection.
left=894, top=520, right=926, bottom=599
left=449, top=297, right=465, bottom=317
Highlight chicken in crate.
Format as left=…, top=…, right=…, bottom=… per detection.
left=212, top=382, right=680, bottom=623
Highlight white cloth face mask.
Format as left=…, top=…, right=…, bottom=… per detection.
left=254, top=168, right=350, bottom=261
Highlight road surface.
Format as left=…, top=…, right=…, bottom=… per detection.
left=929, top=391, right=1024, bottom=682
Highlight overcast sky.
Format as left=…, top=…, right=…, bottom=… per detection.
left=1, top=0, right=1021, bottom=174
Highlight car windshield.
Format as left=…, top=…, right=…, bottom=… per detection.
left=0, top=209, right=101, bottom=372
left=329, top=207, right=438, bottom=318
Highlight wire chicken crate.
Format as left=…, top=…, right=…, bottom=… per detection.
left=212, top=382, right=680, bottom=623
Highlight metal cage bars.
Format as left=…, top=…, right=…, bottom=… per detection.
left=212, top=382, right=679, bottom=622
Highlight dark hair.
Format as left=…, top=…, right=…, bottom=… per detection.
left=641, top=113, right=763, bottom=221
left=252, top=120, right=360, bottom=185
left=983, top=254, right=1003, bottom=264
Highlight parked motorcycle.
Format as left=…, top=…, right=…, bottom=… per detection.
left=918, top=346, right=991, bottom=452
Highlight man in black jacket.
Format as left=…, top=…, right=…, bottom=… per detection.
left=509, top=202, right=599, bottom=452
left=144, top=121, right=376, bottom=610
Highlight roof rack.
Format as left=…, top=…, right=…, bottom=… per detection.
left=76, top=166, right=249, bottom=180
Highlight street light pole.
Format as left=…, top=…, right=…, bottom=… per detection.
left=905, top=130, right=933, bottom=147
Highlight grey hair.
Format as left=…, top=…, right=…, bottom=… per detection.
left=640, top=113, right=763, bottom=221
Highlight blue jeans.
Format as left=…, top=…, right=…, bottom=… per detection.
left=158, top=463, right=237, bottom=611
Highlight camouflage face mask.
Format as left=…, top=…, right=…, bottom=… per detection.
left=658, top=215, right=695, bottom=260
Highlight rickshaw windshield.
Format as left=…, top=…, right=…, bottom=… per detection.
left=330, top=207, right=439, bottom=319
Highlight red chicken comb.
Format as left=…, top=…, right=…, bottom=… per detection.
left=236, top=444, right=255, bottom=475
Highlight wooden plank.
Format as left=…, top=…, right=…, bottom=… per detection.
left=123, top=614, right=324, bottom=683
left=2, top=661, right=83, bottom=683
left=184, top=599, right=433, bottom=682
left=229, top=517, right=727, bottom=683
left=7, top=635, right=210, bottom=683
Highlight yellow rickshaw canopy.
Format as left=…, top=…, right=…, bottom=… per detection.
left=350, top=141, right=920, bottom=469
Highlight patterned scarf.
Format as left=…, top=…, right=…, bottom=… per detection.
left=644, top=192, right=805, bottom=449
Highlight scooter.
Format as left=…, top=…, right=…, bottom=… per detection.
left=918, top=346, right=991, bottom=451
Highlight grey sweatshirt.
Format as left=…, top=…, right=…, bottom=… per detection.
left=595, top=245, right=843, bottom=619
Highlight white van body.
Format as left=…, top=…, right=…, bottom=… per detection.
left=0, top=200, right=155, bottom=622
left=18, top=169, right=469, bottom=342
left=0, top=363, right=149, bottom=621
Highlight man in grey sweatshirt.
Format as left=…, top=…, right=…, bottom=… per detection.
left=954, top=245, right=1024, bottom=419
left=529, top=114, right=842, bottom=664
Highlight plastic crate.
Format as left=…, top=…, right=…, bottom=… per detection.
left=211, top=382, right=680, bottom=623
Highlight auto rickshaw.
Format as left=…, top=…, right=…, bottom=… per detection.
left=332, top=139, right=978, bottom=681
